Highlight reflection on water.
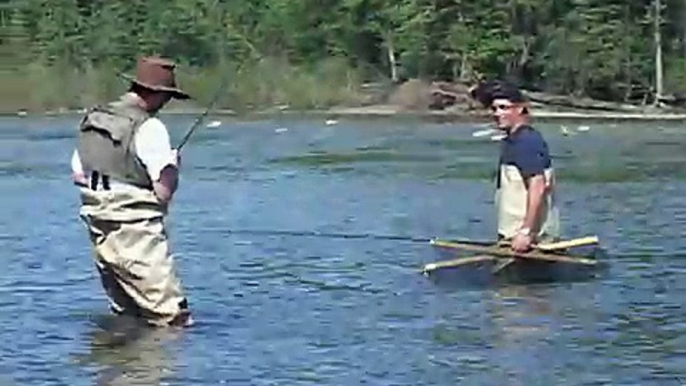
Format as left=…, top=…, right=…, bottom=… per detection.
left=489, top=284, right=554, bottom=340
left=74, top=315, right=181, bottom=386
left=486, top=285, right=555, bottom=386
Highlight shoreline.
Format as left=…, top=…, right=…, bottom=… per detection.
left=283, top=105, right=686, bottom=123
left=3, top=104, right=686, bottom=123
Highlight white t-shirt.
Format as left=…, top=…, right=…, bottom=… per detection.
left=72, top=116, right=176, bottom=185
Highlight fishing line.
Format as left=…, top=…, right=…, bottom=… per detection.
left=221, top=228, right=498, bottom=246
left=222, top=228, right=435, bottom=243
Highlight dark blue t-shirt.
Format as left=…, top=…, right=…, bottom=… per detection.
left=497, top=126, right=551, bottom=185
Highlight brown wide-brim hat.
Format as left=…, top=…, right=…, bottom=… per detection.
left=121, top=56, right=191, bottom=100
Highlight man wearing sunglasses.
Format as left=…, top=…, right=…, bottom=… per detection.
left=470, top=81, right=560, bottom=252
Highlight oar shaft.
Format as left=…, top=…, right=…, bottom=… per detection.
left=429, top=239, right=598, bottom=265
left=478, top=236, right=599, bottom=251
left=536, top=236, right=599, bottom=251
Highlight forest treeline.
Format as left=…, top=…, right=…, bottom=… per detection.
left=1, top=0, right=684, bottom=111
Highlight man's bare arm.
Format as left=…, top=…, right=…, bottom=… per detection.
left=154, top=164, right=179, bottom=204
left=522, top=174, right=547, bottom=233
left=72, top=172, right=88, bottom=187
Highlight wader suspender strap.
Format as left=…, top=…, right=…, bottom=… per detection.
left=90, top=171, right=111, bottom=191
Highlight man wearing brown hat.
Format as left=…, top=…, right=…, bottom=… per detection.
left=470, top=81, right=560, bottom=252
left=71, top=56, right=193, bottom=327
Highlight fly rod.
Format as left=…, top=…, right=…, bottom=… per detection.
left=223, top=228, right=437, bottom=243
left=222, top=228, right=599, bottom=250
left=176, top=74, right=231, bottom=151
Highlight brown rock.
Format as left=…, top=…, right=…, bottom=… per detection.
left=387, top=79, right=433, bottom=110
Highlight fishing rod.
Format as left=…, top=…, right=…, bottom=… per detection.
left=176, top=73, right=231, bottom=151
left=221, top=228, right=499, bottom=245
left=223, top=228, right=437, bottom=243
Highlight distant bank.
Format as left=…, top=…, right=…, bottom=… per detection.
left=3, top=104, right=686, bottom=123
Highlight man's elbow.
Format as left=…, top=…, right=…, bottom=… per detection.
left=153, top=183, right=173, bottom=203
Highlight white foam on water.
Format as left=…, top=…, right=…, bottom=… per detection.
left=472, top=128, right=495, bottom=137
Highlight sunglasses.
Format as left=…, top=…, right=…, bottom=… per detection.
left=491, top=103, right=516, bottom=112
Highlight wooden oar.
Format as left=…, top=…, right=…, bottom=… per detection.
left=428, top=238, right=599, bottom=266
left=422, top=248, right=598, bottom=274
left=432, top=235, right=598, bottom=252
left=536, top=236, right=598, bottom=251
left=422, top=255, right=497, bottom=273
left=501, top=235, right=599, bottom=251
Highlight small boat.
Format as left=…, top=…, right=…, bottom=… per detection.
left=422, top=236, right=607, bottom=285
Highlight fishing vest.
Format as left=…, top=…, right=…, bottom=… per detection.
left=77, top=93, right=153, bottom=189
left=494, top=129, right=560, bottom=242
left=76, top=93, right=168, bottom=222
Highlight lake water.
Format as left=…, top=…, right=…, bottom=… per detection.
left=1, top=114, right=685, bottom=385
